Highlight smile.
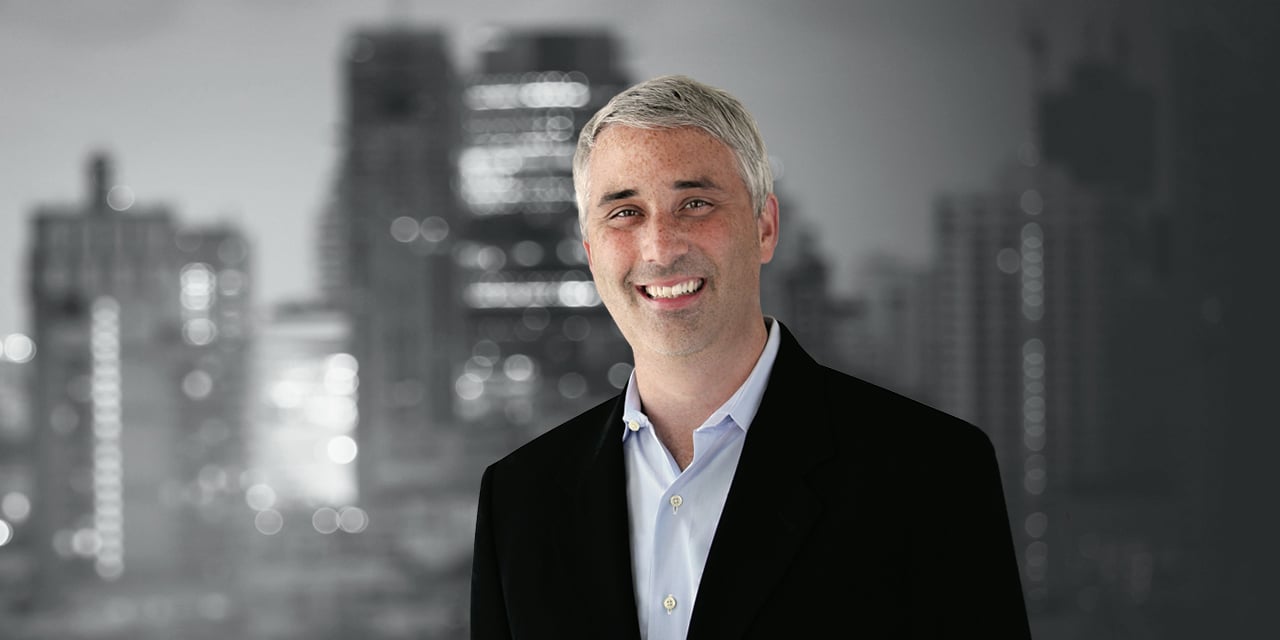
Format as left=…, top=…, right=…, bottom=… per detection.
left=641, top=278, right=705, bottom=300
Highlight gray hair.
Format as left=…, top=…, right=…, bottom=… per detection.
left=572, top=75, right=773, bottom=230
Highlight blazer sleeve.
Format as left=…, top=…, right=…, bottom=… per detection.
left=471, top=465, right=513, bottom=640
left=925, top=427, right=1032, bottom=638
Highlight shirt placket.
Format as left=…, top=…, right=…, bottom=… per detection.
left=649, top=471, right=694, bottom=637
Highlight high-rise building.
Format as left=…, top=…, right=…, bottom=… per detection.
left=0, top=349, right=36, bottom=615
left=25, top=155, right=253, bottom=629
left=760, top=196, right=839, bottom=368
left=334, top=28, right=465, bottom=499
left=170, top=225, right=253, bottom=585
left=456, top=30, right=631, bottom=446
left=934, top=162, right=1120, bottom=615
left=237, top=300, right=385, bottom=638
left=932, top=29, right=1194, bottom=633
left=28, top=154, right=184, bottom=594
left=1164, top=1, right=1280, bottom=634
left=845, top=253, right=934, bottom=403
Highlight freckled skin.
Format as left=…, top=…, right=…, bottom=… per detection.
left=582, top=125, right=779, bottom=365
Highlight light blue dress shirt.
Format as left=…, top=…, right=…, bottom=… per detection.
left=622, top=318, right=782, bottom=639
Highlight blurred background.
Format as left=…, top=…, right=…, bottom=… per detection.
left=1, top=0, right=1276, bottom=638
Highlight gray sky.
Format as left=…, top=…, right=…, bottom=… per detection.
left=0, top=0, right=1029, bottom=334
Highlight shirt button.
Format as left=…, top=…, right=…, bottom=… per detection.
left=663, top=594, right=677, bottom=614
left=669, top=494, right=683, bottom=511
left=628, top=420, right=640, bottom=431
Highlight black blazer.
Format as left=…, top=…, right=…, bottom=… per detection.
left=471, top=324, right=1031, bottom=639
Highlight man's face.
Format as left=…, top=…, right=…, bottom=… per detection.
left=582, top=125, right=778, bottom=359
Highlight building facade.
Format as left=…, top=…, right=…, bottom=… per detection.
left=456, top=31, right=632, bottom=448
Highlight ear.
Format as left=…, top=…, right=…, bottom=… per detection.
left=757, top=193, right=780, bottom=264
left=582, top=236, right=595, bottom=269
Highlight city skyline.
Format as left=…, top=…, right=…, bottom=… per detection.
left=0, top=0, right=1031, bottom=333
left=6, top=1, right=1272, bottom=637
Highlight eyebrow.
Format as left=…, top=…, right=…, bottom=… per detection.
left=597, top=188, right=637, bottom=207
left=595, top=178, right=724, bottom=208
left=673, top=177, right=723, bottom=191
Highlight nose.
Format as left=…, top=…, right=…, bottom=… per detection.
left=639, top=213, right=688, bottom=266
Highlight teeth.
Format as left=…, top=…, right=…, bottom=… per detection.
left=645, top=279, right=702, bottom=299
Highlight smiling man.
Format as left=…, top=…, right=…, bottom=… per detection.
left=471, top=75, right=1030, bottom=639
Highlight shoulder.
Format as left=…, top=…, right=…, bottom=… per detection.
left=769, top=322, right=994, bottom=459
left=806, top=361, right=996, bottom=461
left=485, top=394, right=621, bottom=481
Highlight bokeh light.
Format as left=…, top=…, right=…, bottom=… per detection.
left=327, top=436, right=358, bottom=464
left=996, top=248, right=1020, bottom=274
left=558, top=372, right=587, bottom=399
left=420, top=216, right=450, bottom=242
left=1019, top=189, right=1044, bottom=215
left=312, top=507, right=340, bottom=534
left=182, top=370, right=214, bottom=399
left=245, top=483, right=277, bottom=511
left=106, top=185, right=135, bottom=211
left=1, top=492, right=31, bottom=522
left=607, top=362, right=633, bottom=389
left=455, top=373, right=484, bottom=400
left=338, top=506, right=368, bottom=533
left=2, top=334, right=35, bottom=363
left=503, top=354, right=534, bottom=381
left=390, top=216, right=420, bottom=243
left=254, top=509, right=284, bottom=535
left=1025, top=512, right=1049, bottom=538
left=183, top=318, right=218, bottom=346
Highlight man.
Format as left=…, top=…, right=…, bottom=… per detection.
left=471, top=75, right=1030, bottom=639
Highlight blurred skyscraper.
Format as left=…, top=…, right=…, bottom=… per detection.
left=238, top=300, right=404, bottom=639
left=333, top=28, right=465, bottom=501
left=171, top=225, right=253, bottom=586
left=455, top=30, right=631, bottom=447
left=931, top=15, right=1204, bottom=636
left=1164, top=1, right=1280, bottom=634
left=934, top=163, right=1143, bottom=621
left=28, top=155, right=183, bottom=594
left=24, top=154, right=252, bottom=636
left=0, top=351, right=35, bottom=616
left=845, top=253, right=934, bottom=403
left=760, top=195, right=840, bottom=368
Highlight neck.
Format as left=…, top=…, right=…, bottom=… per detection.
left=633, top=316, right=769, bottom=469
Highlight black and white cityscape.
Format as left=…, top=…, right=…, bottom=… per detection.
left=0, top=1, right=1276, bottom=638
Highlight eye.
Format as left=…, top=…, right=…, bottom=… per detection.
left=681, top=199, right=713, bottom=213
left=610, top=207, right=641, bottom=219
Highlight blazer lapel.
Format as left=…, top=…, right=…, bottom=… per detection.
left=560, top=395, right=642, bottom=639
left=687, top=325, right=836, bottom=639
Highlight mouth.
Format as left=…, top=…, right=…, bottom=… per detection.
left=639, top=278, right=705, bottom=300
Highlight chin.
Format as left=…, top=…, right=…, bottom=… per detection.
left=637, top=329, right=712, bottom=359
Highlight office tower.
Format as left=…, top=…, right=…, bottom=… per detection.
left=171, top=225, right=252, bottom=585
left=315, top=195, right=349, bottom=309
left=28, top=154, right=184, bottom=595
left=237, top=300, right=383, bottom=639
left=335, top=29, right=465, bottom=499
left=0, top=351, right=35, bottom=615
left=760, top=196, right=839, bottom=368
left=25, top=154, right=254, bottom=629
left=933, top=24, right=1190, bottom=632
left=934, top=162, right=1124, bottom=615
left=246, top=301, right=358, bottom=510
left=1165, top=1, right=1280, bottom=634
left=846, top=253, right=934, bottom=403
left=456, top=30, right=630, bottom=445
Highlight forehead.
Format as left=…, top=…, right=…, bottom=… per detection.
left=587, top=126, right=740, bottom=191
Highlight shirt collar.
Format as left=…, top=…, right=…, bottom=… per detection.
left=621, top=317, right=782, bottom=440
